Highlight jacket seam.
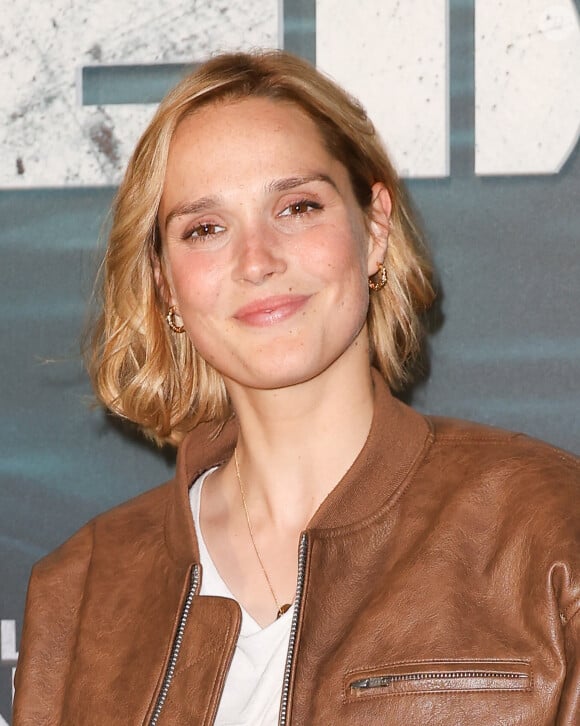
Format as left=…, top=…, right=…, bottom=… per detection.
left=60, top=519, right=96, bottom=723
left=563, top=599, right=580, bottom=625
left=345, top=657, right=532, bottom=671
left=172, top=638, right=233, bottom=676
left=343, top=686, right=534, bottom=701
left=433, top=430, right=580, bottom=469
left=144, top=565, right=196, bottom=724
left=432, top=433, right=520, bottom=444
left=172, top=622, right=235, bottom=726
left=163, top=488, right=184, bottom=567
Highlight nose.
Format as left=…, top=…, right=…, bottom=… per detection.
left=232, top=223, right=287, bottom=285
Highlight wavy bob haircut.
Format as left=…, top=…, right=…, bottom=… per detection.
left=86, top=50, right=435, bottom=446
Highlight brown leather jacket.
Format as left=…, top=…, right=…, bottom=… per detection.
left=13, top=375, right=580, bottom=725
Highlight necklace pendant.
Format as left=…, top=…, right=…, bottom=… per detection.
left=277, top=603, right=291, bottom=618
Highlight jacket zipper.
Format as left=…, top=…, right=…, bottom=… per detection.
left=350, top=670, right=528, bottom=690
left=279, top=532, right=309, bottom=726
left=149, top=565, right=201, bottom=726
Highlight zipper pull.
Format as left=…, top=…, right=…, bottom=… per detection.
left=351, top=676, right=392, bottom=689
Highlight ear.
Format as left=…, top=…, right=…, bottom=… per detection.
left=151, top=248, right=176, bottom=309
left=366, top=182, right=392, bottom=276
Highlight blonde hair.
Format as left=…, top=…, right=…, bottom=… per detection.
left=86, top=50, right=435, bottom=446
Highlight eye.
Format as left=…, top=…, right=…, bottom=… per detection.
left=279, top=199, right=323, bottom=217
left=184, top=222, right=226, bottom=240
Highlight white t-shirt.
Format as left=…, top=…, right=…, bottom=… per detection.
left=189, top=470, right=294, bottom=726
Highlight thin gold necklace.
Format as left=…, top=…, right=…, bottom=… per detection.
left=234, top=448, right=292, bottom=619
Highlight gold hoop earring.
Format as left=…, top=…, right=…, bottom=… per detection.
left=368, top=262, right=387, bottom=291
left=166, top=305, right=185, bottom=334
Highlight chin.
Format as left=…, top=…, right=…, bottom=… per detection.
left=216, top=326, right=368, bottom=392
left=241, top=365, right=320, bottom=391
left=240, top=347, right=352, bottom=392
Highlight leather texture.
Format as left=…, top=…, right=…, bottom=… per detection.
left=13, top=372, right=580, bottom=724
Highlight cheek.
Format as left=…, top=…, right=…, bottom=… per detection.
left=303, top=221, right=368, bottom=278
left=168, top=256, right=223, bottom=313
left=320, top=234, right=368, bottom=286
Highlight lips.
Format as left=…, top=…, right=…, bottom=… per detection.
left=233, top=294, right=310, bottom=326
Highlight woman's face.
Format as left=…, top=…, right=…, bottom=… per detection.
left=157, top=97, right=390, bottom=391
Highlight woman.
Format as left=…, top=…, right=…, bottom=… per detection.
left=13, top=50, right=580, bottom=725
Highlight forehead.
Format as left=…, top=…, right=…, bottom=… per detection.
left=161, top=97, right=348, bottom=201
left=171, top=96, right=327, bottom=152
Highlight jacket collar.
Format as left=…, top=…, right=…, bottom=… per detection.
left=165, top=370, right=433, bottom=564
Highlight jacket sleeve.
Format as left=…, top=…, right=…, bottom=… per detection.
left=12, top=522, right=94, bottom=726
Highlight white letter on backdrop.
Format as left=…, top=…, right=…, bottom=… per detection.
left=316, top=0, right=449, bottom=178
left=0, top=0, right=277, bottom=188
left=475, top=0, right=580, bottom=175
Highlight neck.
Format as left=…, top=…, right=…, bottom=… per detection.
left=223, top=353, right=376, bottom=529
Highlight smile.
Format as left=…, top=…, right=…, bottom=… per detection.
left=233, top=295, right=310, bottom=327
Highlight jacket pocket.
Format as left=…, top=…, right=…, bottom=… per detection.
left=344, top=659, right=532, bottom=702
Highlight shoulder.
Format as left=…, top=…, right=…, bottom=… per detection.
left=33, top=478, right=176, bottom=580
left=426, top=415, right=578, bottom=479
left=14, top=481, right=182, bottom=721
left=420, top=416, right=580, bottom=622
left=418, top=415, right=579, bottom=533
left=419, top=415, right=579, bottom=551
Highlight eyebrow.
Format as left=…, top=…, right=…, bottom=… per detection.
left=266, top=173, right=339, bottom=194
left=163, top=172, right=339, bottom=230
left=164, top=197, right=219, bottom=230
